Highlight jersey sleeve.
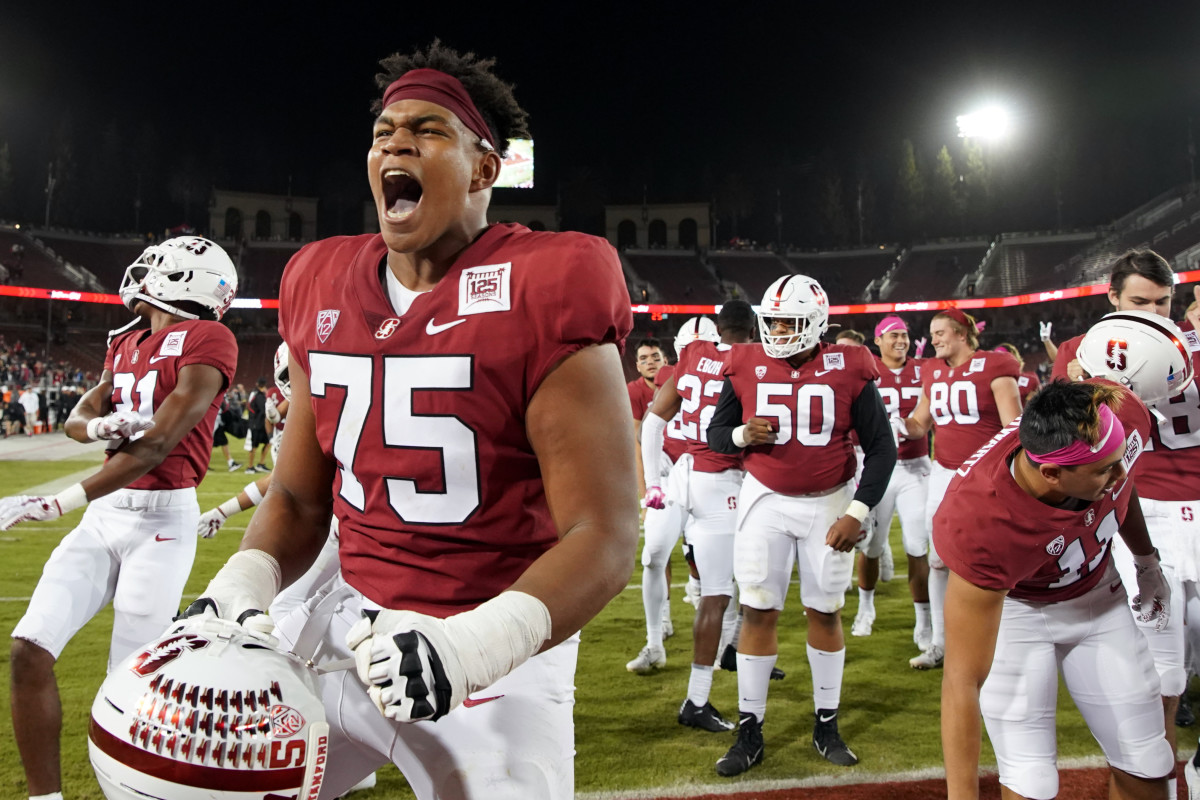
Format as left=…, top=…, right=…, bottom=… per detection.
left=529, top=235, right=633, bottom=395
left=179, top=323, right=238, bottom=390
left=933, top=497, right=1022, bottom=591
left=1051, top=335, right=1083, bottom=380
left=857, top=344, right=881, bottom=382
left=990, top=350, right=1021, bottom=381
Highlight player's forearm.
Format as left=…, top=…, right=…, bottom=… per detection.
left=239, top=484, right=332, bottom=590
left=706, top=380, right=744, bottom=454
left=1117, top=489, right=1155, bottom=557
left=79, top=448, right=165, bottom=500
left=941, top=674, right=984, bottom=799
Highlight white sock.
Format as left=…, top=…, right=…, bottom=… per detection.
left=687, top=664, right=714, bottom=707
left=929, top=567, right=949, bottom=649
left=1167, top=774, right=1178, bottom=800
left=857, top=587, right=875, bottom=616
left=642, top=565, right=666, bottom=649
left=719, top=598, right=739, bottom=652
left=736, top=652, right=777, bottom=721
left=808, top=644, right=845, bottom=710
left=31, top=793, right=65, bottom=800
left=914, top=601, right=931, bottom=631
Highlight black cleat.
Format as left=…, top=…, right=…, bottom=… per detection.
left=679, top=699, right=735, bottom=732
left=716, top=713, right=764, bottom=777
left=813, top=709, right=858, bottom=766
left=719, top=644, right=785, bottom=680
left=1178, top=695, right=1195, bottom=727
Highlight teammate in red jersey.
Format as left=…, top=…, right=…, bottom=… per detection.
left=176, top=43, right=637, bottom=799
left=896, top=308, right=1022, bottom=669
left=939, top=380, right=1173, bottom=800
left=853, top=316, right=932, bottom=647
left=639, top=303, right=754, bottom=732
left=5, top=237, right=238, bottom=800
left=628, top=337, right=665, bottom=456
left=707, top=275, right=897, bottom=774
left=995, top=342, right=1041, bottom=404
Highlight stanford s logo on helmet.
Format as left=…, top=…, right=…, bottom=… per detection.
left=88, top=621, right=328, bottom=800
left=674, top=316, right=720, bottom=358
left=757, top=275, right=830, bottom=359
left=1077, top=311, right=1195, bottom=406
left=119, top=237, right=239, bottom=321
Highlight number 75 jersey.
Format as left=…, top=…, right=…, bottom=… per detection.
left=278, top=225, right=632, bottom=617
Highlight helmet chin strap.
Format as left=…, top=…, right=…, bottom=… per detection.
left=133, top=292, right=201, bottom=321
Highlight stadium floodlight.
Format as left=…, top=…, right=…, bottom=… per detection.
left=956, top=106, right=1011, bottom=140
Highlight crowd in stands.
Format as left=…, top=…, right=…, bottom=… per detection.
left=0, top=335, right=97, bottom=437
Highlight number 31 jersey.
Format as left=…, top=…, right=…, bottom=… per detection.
left=104, top=320, right=237, bottom=490
left=922, top=349, right=1020, bottom=470
left=279, top=223, right=632, bottom=617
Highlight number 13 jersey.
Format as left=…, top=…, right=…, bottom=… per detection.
left=278, top=224, right=632, bottom=616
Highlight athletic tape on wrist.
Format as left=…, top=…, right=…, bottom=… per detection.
left=445, top=590, right=552, bottom=693
left=244, top=481, right=264, bottom=506
left=53, top=483, right=88, bottom=515
left=218, top=497, right=243, bottom=518
left=85, top=417, right=103, bottom=441
left=640, top=412, right=668, bottom=483
left=203, top=549, right=282, bottom=619
left=844, top=499, right=870, bottom=523
left=732, top=425, right=749, bottom=448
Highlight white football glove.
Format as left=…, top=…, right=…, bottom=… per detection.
left=890, top=415, right=910, bottom=445
left=265, top=397, right=281, bottom=425
left=1131, top=549, right=1171, bottom=631
left=643, top=485, right=667, bottom=510
left=912, top=337, right=928, bottom=357
left=196, top=507, right=228, bottom=539
left=173, top=549, right=280, bottom=641
left=169, top=599, right=278, bottom=649
left=1039, top=321, right=1053, bottom=342
left=87, top=410, right=155, bottom=441
left=0, top=495, right=64, bottom=530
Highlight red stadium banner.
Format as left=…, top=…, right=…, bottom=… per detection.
left=4, top=269, right=1198, bottom=315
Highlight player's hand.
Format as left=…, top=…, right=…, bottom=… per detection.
left=742, top=417, right=777, bottom=446
left=0, top=495, right=64, bottom=530
left=87, top=410, right=155, bottom=441
left=1066, top=359, right=1088, bottom=382
left=912, top=337, right=928, bottom=357
left=1131, top=549, right=1171, bottom=631
left=826, top=515, right=866, bottom=553
left=1039, top=321, right=1053, bottom=342
left=196, top=508, right=227, bottom=539
left=643, top=485, right=666, bottom=510
left=168, top=599, right=278, bottom=648
left=890, top=415, right=910, bottom=444
left=265, top=397, right=281, bottom=425
left=346, top=609, right=466, bottom=723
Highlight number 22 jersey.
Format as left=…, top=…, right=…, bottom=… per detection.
left=279, top=223, right=632, bottom=616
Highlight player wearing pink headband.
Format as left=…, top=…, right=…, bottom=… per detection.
left=175, top=42, right=636, bottom=800
left=937, top=379, right=1172, bottom=798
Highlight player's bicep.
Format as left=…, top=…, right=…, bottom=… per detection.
left=71, top=370, right=115, bottom=421
left=648, top=374, right=682, bottom=420
left=991, top=376, right=1021, bottom=424
left=527, top=343, right=639, bottom=541
left=267, top=354, right=336, bottom=504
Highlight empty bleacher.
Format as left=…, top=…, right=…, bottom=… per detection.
left=886, top=241, right=988, bottom=301
left=783, top=247, right=898, bottom=304
left=36, top=232, right=145, bottom=291
left=0, top=229, right=91, bottom=291
left=975, top=232, right=1101, bottom=297
left=622, top=250, right=724, bottom=304
left=705, top=251, right=794, bottom=303
left=236, top=242, right=304, bottom=298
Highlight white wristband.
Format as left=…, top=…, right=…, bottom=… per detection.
left=445, top=590, right=552, bottom=694
left=844, top=500, right=870, bottom=523
left=202, top=549, right=282, bottom=619
left=732, top=425, right=749, bottom=448
left=218, top=497, right=243, bottom=518
left=85, top=417, right=103, bottom=441
left=53, top=483, right=88, bottom=515
left=243, top=481, right=265, bottom=506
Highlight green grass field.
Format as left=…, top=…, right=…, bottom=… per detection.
left=0, top=441, right=1115, bottom=798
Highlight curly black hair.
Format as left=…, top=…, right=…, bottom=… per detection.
left=373, top=40, right=530, bottom=157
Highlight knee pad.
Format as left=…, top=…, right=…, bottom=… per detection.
left=1001, top=764, right=1059, bottom=800
left=1160, top=664, right=1187, bottom=697
left=1109, top=735, right=1174, bottom=780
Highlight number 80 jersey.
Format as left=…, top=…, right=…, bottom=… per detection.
left=278, top=225, right=632, bottom=617
left=921, top=349, right=1020, bottom=470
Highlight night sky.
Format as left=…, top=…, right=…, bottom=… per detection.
left=2, top=2, right=1199, bottom=238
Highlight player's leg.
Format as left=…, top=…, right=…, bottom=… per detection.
left=109, top=490, right=200, bottom=667
left=912, top=462, right=953, bottom=669
left=11, top=508, right=120, bottom=797
left=853, top=480, right=893, bottom=637
left=897, top=457, right=933, bottom=649
left=1059, top=575, right=1173, bottom=798
left=979, top=597, right=1062, bottom=800
left=627, top=500, right=684, bottom=673
left=796, top=486, right=858, bottom=766
left=269, top=524, right=343, bottom=621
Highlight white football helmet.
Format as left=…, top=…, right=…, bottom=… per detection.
left=1077, top=310, right=1195, bottom=406
left=88, top=620, right=328, bottom=800
left=120, top=237, right=239, bottom=321
left=757, top=275, right=829, bottom=359
left=674, top=316, right=720, bottom=357
left=273, top=341, right=292, bottom=401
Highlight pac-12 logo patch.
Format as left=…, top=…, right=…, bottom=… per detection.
left=375, top=318, right=400, bottom=339
left=316, top=310, right=340, bottom=343
left=1046, top=535, right=1065, bottom=556
left=755, top=365, right=767, bottom=380
left=270, top=704, right=306, bottom=738
left=459, top=263, right=511, bottom=316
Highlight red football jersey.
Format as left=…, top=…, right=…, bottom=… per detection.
left=875, top=355, right=929, bottom=460
left=722, top=342, right=879, bottom=495
left=265, top=386, right=287, bottom=433
left=1132, top=330, right=1200, bottom=501
left=1051, top=334, right=1083, bottom=380
left=627, top=377, right=654, bottom=421
left=104, top=320, right=237, bottom=490
left=654, top=364, right=687, bottom=463
left=1017, top=371, right=1041, bottom=404
left=278, top=224, right=632, bottom=616
left=922, top=349, right=1021, bottom=469
left=934, top=384, right=1152, bottom=602
left=675, top=341, right=741, bottom=473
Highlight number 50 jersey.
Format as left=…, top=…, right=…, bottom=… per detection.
left=278, top=224, right=632, bottom=617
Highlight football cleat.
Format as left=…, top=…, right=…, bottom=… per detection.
left=913, top=626, right=932, bottom=653
left=626, top=644, right=667, bottom=674
left=1187, top=749, right=1200, bottom=800
left=718, top=644, right=786, bottom=680
left=226, top=461, right=242, bottom=472
left=679, top=699, right=736, bottom=732
left=716, top=713, right=764, bottom=777
left=850, top=609, right=875, bottom=637
left=909, top=644, right=944, bottom=670
left=879, top=546, right=895, bottom=582
left=662, top=617, right=674, bottom=639
left=813, top=709, right=859, bottom=766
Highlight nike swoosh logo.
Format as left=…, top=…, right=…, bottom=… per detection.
left=462, top=694, right=504, bottom=707
left=155, top=534, right=176, bottom=542
left=149, top=355, right=169, bottom=363
left=818, top=712, right=837, bottom=723
left=426, top=318, right=466, bottom=335
left=814, top=369, right=835, bottom=377
left=1110, top=580, right=1123, bottom=593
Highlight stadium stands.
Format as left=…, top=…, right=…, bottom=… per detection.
left=974, top=232, right=1101, bottom=297
left=232, top=241, right=303, bottom=297
left=881, top=241, right=988, bottom=301
left=705, top=251, right=795, bottom=302
left=622, top=250, right=725, bottom=304
left=35, top=232, right=145, bottom=292
left=783, top=247, right=898, bottom=304
left=0, top=228, right=96, bottom=291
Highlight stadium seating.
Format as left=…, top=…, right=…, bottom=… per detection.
left=974, top=232, right=1101, bottom=297
left=783, top=247, right=898, bottom=304
left=36, top=233, right=145, bottom=292
left=884, top=241, right=988, bottom=301
left=705, top=251, right=795, bottom=303
left=622, top=250, right=725, bottom=304
left=0, top=229, right=92, bottom=291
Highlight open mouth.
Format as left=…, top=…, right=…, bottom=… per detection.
left=382, top=169, right=423, bottom=222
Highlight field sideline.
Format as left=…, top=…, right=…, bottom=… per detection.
left=0, top=434, right=1144, bottom=798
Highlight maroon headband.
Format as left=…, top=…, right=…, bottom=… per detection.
left=939, top=307, right=976, bottom=332
left=381, top=68, right=495, bottom=150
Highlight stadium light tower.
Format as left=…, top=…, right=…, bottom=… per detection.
left=956, top=106, right=1011, bottom=140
